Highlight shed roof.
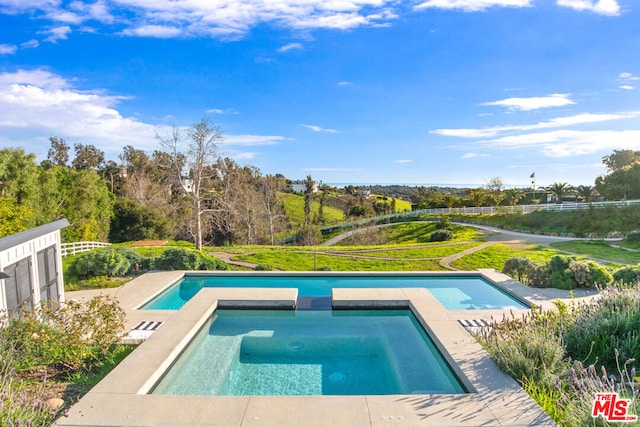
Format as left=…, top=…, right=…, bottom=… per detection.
left=0, top=219, right=70, bottom=252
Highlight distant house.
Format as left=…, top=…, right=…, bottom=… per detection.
left=0, top=219, right=69, bottom=318
left=288, top=180, right=318, bottom=194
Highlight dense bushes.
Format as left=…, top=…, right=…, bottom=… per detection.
left=67, top=247, right=142, bottom=279
left=503, top=255, right=613, bottom=289
left=612, top=264, right=640, bottom=284
left=479, top=286, right=640, bottom=425
left=151, top=248, right=228, bottom=271
left=67, top=247, right=228, bottom=284
left=564, top=293, right=640, bottom=370
left=622, top=230, right=640, bottom=249
left=1, top=296, right=127, bottom=425
left=429, top=229, right=453, bottom=242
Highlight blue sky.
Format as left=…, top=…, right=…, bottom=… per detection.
left=1, top=0, right=639, bottom=187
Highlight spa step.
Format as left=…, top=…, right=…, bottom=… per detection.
left=296, top=296, right=332, bottom=310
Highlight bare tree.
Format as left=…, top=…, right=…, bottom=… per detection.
left=259, top=174, right=286, bottom=245
left=158, top=118, right=222, bottom=250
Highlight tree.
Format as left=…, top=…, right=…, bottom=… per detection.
left=548, top=182, right=572, bottom=204
left=0, top=198, right=33, bottom=238
left=485, top=177, right=505, bottom=206
left=158, top=118, right=222, bottom=250
left=0, top=148, right=38, bottom=206
left=259, top=174, right=286, bottom=245
left=596, top=163, right=640, bottom=200
left=503, top=188, right=523, bottom=206
left=47, top=137, right=70, bottom=166
left=596, top=150, right=640, bottom=201
left=465, top=188, right=487, bottom=207
left=109, top=198, right=171, bottom=243
left=303, top=175, right=315, bottom=227
left=72, top=143, right=104, bottom=170
left=602, top=149, right=640, bottom=172
left=575, top=185, right=596, bottom=202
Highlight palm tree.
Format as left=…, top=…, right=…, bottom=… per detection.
left=548, top=182, right=572, bottom=204
left=503, top=188, right=523, bottom=206
left=575, top=185, right=597, bottom=203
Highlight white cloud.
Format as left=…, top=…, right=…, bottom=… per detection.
left=0, top=44, right=17, bottom=54
left=0, top=69, right=161, bottom=156
left=557, top=0, right=620, bottom=16
left=20, top=39, right=40, bottom=49
left=338, top=81, right=354, bottom=86
left=278, top=42, right=303, bottom=52
left=122, top=25, right=183, bottom=38
left=0, top=68, right=287, bottom=159
left=393, top=159, right=413, bottom=163
left=224, top=135, right=287, bottom=146
left=484, top=130, right=640, bottom=157
left=432, top=111, right=640, bottom=138
left=481, top=93, right=575, bottom=111
left=42, top=25, right=72, bottom=43
left=414, top=0, right=532, bottom=12
left=207, top=109, right=224, bottom=114
left=618, top=72, right=638, bottom=90
left=301, top=124, right=341, bottom=133
left=461, top=152, right=490, bottom=159
left=1, top=1, right=400, bottom=40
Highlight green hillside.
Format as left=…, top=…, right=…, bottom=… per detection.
left=280, top=193, right=345, bottom=227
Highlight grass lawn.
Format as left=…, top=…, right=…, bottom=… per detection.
left=235, top=250, right=446, bottom=271
left=281, top=192, right=345, bottom=226
left=550, top=240, right=640, bottom=265
left=329, top=242, right=484, bottom=259
left=451, top=243, right=560, bottom=271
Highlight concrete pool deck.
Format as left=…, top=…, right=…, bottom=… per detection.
left=57, top=270, right=589, bottom=426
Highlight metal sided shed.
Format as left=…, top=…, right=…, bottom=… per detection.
left=0, top=219, right=69, bottom=317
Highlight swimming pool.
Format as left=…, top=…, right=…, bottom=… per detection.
left=152, top=309, right=465, bottom=396
left=142, top=273, right=529, bottom=310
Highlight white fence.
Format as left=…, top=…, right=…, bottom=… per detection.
left=414, top=199, right=640, bottom=216
left=60, top=241, right=111, bottom=257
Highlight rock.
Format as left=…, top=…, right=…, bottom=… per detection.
left=46, top=398, right=65, bottom=411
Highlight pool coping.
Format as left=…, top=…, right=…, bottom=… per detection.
left=59, top=270, right=557, bottom=426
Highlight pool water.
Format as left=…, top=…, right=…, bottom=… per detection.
left=142, top=274, right=528, bottom=310
left=152, top=310, right=465, bottom=396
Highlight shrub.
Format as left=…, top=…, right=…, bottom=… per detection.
left=67, top=247, right=142, bottom=279
left=0, top=295, right=126, bottom=425
left=479, top=308, right=566, bottom=389
left=562, top=285, right=640, bottom=371
left=612, top=264, right=640, bottom=285
left=503, top=257, right=536, bottom=283
left=545, top=255, right=612, bottom=289
left=151, top=248, right=228, bottom=271
left=254, top=264, right=274, bottom=271
left=429, top=229, right=453, bottom=242
left=622, top=230, right=640, bottom=249
left=436, top=217, right=451, bottom=230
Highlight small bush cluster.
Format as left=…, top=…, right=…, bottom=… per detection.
left=429, top=229, right=453, bottom=242
left=67, top=247, right=228, bottom=284
left=622, top=230, right=640, bottom=249
left=67, top=247, right=142, bottom=280
left=503, top=255, right=613, bottom=289
left=612, top=263, right=640, bottom=284
left=1, top=295, right=127, bottom=425
left=479, top=285, right=640, bottom=426
left=150, top=248, right=228, bottom=271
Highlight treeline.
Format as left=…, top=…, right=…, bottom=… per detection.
left=0, top=123, right=291, bottom=245
left=402, top=150, right=640, bottom=209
